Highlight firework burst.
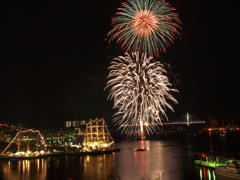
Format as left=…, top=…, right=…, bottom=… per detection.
left=106, top=52, right=178, bottom=137
left=108, top=0, right=182, bottom=56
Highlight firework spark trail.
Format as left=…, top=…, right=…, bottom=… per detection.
left=108, top=0, right=182, bottom=56
left=106, top=52, right=178, bottom=137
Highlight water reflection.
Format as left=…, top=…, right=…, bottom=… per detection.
left=196, top=166, right=216, bottom=180
left=45, top=154, right=117, bottom=180
left=116, top=140, right=188, bottom=180
left=1, top=140, right=191, bottom=180
left=209, top=132, right=213, bottom=153
left=1, top=136, right=232, bottom=180
left=1, top=158, right=47, bottom=180
left=82, top=154, right=116, bottom=180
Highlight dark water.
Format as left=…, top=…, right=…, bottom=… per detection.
left=1, top=133, right=239, bottom=180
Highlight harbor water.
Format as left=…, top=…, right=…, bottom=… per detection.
left=1, top=132, right=240, bottom=180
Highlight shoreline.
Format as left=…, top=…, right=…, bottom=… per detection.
left=0, top=148, right=120, bottom=160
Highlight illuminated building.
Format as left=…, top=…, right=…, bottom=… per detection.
left=65, top=120, right=87, bottom=128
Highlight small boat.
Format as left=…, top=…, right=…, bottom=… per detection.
left=135, top=148, right=146, bottom=151
left=194, top=159, right=227, bottom=168
left=193, top=153, right=231, bottom=168
left=215, top=162, right=240, bottom=179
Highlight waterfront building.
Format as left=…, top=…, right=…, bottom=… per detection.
left=65, top=120, right=87, bottom=128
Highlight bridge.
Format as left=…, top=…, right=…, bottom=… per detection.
left=121, top=112, right=206, bottom=127
left=163, top=112, right=206, bottom=126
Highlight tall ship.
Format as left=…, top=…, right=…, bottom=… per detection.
left=0, top=129, right=48, bottom=159
left=82, top=118, right=114, bottom=151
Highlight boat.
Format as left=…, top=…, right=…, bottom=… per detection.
left=52, top=118, right=120, bottom=156
left=82, top=118, right=117, bottom=152
left=194, top=153, right=231, bottom=168
left=0, top=129, right=48, bottom=160
left=135, top=148, right=146, bottom=152
left=194, top=159, right=227, bottom=168
left=215, top=162, right=240, bottom=179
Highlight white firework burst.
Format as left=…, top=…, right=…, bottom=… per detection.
left=106, top=52, right=178, bottom=137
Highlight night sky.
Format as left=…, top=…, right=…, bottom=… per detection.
left=0, top=0, right=235, bottom=128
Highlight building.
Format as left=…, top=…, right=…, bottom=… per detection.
left=65, top=120, right=87, bottom=128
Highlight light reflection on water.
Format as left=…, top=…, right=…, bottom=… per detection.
left=196, top=166, right=216, bottom=180
left=0, top=139, right=219, bottom=180
left=1, top=158, right=47, bottom=180
left=116, top=140, right=186, bottom=180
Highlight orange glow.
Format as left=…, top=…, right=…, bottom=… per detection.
left=132, top=10, right=158, bottom=37
left=139, top=140, right=145, bottom=150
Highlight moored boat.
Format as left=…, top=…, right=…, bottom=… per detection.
left=193, top=152, right=233, bottom=168
left=194, top=159, right=227, bottom=168
left=135, top=148, right=146, bottom=152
